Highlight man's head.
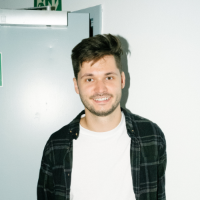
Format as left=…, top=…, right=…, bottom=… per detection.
left=71, top=34, right=125, bottom=117
left=71, top=34, right=123, bottom=80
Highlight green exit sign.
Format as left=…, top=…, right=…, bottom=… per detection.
left=34, top=0, right=62, bottom=11
left=0, top=53, right=2, bottom=87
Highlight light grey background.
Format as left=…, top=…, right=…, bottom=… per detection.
left=0, top=0, right=200, bottom=199
left=0, top=13, right=89, bottom=199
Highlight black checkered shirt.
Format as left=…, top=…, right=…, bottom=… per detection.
left=37, top=107, right=167, bottom=200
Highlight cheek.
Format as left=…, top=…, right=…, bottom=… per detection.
left=108, top=82, right=121, bottom=92
left=79, top=84, right=94, bottom=96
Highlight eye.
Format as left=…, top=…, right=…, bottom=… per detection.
left=106, top=76, right=113, bottom=80
left=86, top=78, right=94, bottom=82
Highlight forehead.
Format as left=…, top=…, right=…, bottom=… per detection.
left=80, top=55, right=119, bottom=74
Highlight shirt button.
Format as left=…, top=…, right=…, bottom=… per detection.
left=70, top=131, right=72, bottom=133
left=76, top=133, right=78, bottom=136
left=68, top=174, right=69, bottom=176
left=132, top=130, right=134, bottom=132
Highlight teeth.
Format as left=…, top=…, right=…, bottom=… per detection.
left=94, top=97, right=109, bottom=101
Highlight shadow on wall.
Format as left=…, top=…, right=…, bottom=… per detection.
left=117, top=35, right=131, bottom=111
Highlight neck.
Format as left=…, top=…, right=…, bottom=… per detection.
left=80, top=105, right=122, bottom=132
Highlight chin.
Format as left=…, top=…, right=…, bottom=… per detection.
left=88, top=104, right=119, bottom=117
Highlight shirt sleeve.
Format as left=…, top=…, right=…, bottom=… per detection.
left=37, top=142, right=54, bottom=200
left=155, top=124, right=167, bottom=200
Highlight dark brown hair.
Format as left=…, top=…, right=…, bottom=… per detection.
left=71, top=34, right=123, bottom=79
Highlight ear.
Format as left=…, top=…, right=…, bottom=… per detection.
left=73, top=78, right=79, bottom=94
left=121, top=71, right=125, bottom=89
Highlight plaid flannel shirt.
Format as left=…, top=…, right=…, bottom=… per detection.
left=37, top=107, right=167, bottom=200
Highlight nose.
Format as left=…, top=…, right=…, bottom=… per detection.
left=94, top=80, right=107, bottom=94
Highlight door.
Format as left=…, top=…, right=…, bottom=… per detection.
left=0, top=13, right=89, bottom=200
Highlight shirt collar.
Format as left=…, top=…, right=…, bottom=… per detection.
left=68, top=107, right=136, bottom=140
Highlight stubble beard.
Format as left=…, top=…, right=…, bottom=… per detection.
left=79, top=91, right=122, bottom=117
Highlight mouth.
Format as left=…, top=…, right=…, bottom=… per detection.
left=93, top=96, right=111, bottom=104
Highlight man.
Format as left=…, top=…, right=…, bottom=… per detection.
left=37, top=34, right=167, bottom=200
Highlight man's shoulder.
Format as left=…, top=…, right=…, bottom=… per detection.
left=122, top=107, right=165, bottom=139
left=49, top=124, right=72, bottom=141
left=47, top=110, right=85, bottom=143
left=125, top=108, right=153, bottom=122
left=122, top=107, right=155, bottom=125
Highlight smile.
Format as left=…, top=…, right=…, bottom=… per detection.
left=93, top=97, right=110, bottom=102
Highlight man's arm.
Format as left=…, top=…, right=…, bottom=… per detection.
left=156, top=125, right=167, bottom=200
left=37, top=143, right=54, bottom=200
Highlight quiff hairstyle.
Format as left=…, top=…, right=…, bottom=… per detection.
left=71, top=34, right=123, bottom=79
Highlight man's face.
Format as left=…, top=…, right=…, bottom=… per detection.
left=73, top=55, right=125, bottom=117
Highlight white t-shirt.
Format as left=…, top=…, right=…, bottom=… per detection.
left=70, top=112, right=136, bottom=200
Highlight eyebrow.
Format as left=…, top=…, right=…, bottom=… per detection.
left=81, top=72, right=118, bottom=79
left=80, top=73, right=94, bottom=79
left=105, top=72, right=118, bottom=76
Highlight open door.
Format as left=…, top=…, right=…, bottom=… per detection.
left=73, top=5, right=102, bottom=37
